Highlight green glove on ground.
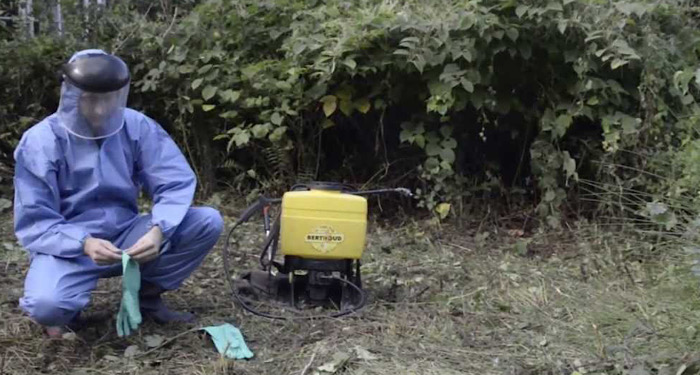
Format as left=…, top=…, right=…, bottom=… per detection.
left=117, top=252, right=142, bottom=337
left=203, top=323, right=254, bottom=359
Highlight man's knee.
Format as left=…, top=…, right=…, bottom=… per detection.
left=20, top=294, right=83, bottom=326
left=204, top=206, right=224, bottom=239
left=189, top=206, right=224, bottom=242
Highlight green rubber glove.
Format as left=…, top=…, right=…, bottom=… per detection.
left=116, top=252, right=142, bottom=337
left=203, top=323, right=254, bottom=359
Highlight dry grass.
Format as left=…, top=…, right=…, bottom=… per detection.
left=2, top=204, right=700, bottom=375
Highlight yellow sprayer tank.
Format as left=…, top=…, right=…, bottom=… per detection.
left=280, top=189, right=367, bottom=260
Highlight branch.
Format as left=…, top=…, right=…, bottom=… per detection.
left=160, top=6, right=178, bottom=39
left=112, top=3, right=153, bottom=54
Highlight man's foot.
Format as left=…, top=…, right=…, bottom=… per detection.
left=140, top=296, right=195, bottom=324
left=139, top=281, right=195, bottom=324
left=43, top=314, right=85, bottom=338
left=45, top=326, right=65, bottom=338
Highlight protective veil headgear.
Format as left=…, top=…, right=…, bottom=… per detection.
left=58, top=49, right=130, bottom=140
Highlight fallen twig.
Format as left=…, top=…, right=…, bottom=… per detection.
left=300, top=347, right=317, bottom=375
left=1, top=349, right=7, bottom=375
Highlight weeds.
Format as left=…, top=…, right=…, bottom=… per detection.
left=1, top=197, right=699, bottom=374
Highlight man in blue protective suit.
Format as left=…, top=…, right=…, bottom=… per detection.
left=13, top=49, right=224, bottom=337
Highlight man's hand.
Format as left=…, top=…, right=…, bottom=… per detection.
left=126, top=226, right=163, bottom=264
left=84, top=237, right=122, bottom=265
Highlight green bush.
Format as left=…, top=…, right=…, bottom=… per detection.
left=1, top=0, right=699, bottom=225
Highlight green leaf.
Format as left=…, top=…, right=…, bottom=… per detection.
left=616, top=2, right=648, bottom=16
left=322, top=119, right=335, bottom=129
left=621, top=116, right=639, bottom=134
left=414, top=135, right=425, bottom=148
left=355, top=98, right=371, bottom=114
left=424, top=157, right=440, bottom=171
left=191, top=78, right=203, bottom=90
left=335, top=86, right=353, bottom=101
left=611, top=58, right=627, bottom=70
left=506, top=28, right=519, bottom=42
left=202, top=104, right=216, bottom=112
left=400, top=37, right=420, bottom=47
left=554, top=114, right=572, bottom=137
left=612, top=39, right=640, bottom=59
left=276, top=81, right=292, bottom=91
left=441, top=137, right=457, bottom=149
left=269, top=126, right=287, bottom=142
left=546, top=1, right=563, bottom=12
left=544, top=190, right=556, bottom=202
left=515, top=5, right=529, bottom=18
left=440, top=148, right=456, bottom=163
left=518, top=43, right=532, bottom=60
left=461, top=16, right=475, bottom=30
left=460, top=78, right=474, bottom=93
left=232, top=130, right=250, bottom=148
left=374, top=98, right=386, bottom=109
left=562, top=151, right=577, bottom=180
left=293, top=43, right=306, bottom=55
left=435, top=203, right=451, bottom=219
left=307, top=83, right=328, bottom=100
left=425, top=131, right=441, bottom=145
left=412, top=57, right=426, bottom=74
left=178, top=65, right=194, bottom=74
left=462, top=49, right=473, bottom=62
left=202, top=85, right=217, bottom=101
left=271, top=112, right=283, bottom=126
left=241, top=64, right=263, bottom=79
left=219, top=110, right=238, bottom=119
left=198, top=64, right=213, bottom=74
left=439, top=125, right=453, bottom=137
left=339, top=99, right=354, bottom=116
left=343, top=58, right=357, bottom=70
left=426, top=142, right=441, bottom=156
left=321, top=95, right=338, bottom=117
left=220, top=89, right=241, bottom=103
left=546, top=215, right=560, bottom=229
left=442, top=63, right=461, bottom=75
left=440, top=160, right=453, bottom=171
left=251, top=123, right=271, bottom=138
left=558, top=20, right=567, bottom=35
left=514, top=239, right=529, bottom=256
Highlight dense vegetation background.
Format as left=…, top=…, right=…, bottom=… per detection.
left=4, top=2, right=700, bottom=374
left=1, top=0, right=700, bottom=229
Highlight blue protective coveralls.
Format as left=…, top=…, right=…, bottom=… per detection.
left=14, top=50, right=223, bottom=327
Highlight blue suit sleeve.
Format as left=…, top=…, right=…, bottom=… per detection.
left=13, top=148, right=90, bottom=258
left=136, top=117, right=196, bottom=241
